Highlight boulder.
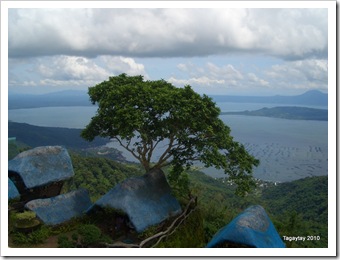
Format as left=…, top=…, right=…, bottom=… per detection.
left=25, top=189, right=92, bottom=225
left=8, top=178, right=20, bottom=200
left=8, top=146, right=74, bottom=190
left=206, top=205, right=285, bottom=248
left=88, top=168, right=182, bottom=232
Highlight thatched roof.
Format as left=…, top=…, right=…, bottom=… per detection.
left=8, top=146, right=74, bottom=189
left=25, top=189, right=92, bottom=225
left=88, top=168, right=182, bottom=233
left=206, top=205, right=285, bottom=248
left=8, top=178, right=20, bottom=200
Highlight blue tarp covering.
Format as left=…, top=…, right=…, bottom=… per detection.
left=88, top=169, right=182, bottom=233
left=8, top=178, right=20, bottom=200
left=8, top=146, right=74, bottom=189
left=25, top=189, right=92, bottom=225
left=206, top=205, right=285, bottom=248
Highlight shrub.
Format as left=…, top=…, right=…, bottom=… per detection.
left=77, top=224, right=102, bottom=247
left=58, top=224, right=113, bottom=248
left=15, top=211, right=40, bottom=228
left=58, top=234, right=74, bottom=248
left=12, top=225, right=51, bottom=246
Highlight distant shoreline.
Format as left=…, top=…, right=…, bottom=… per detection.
left=220, top=106, right=328, bottom=121
left=8, top=89, right=327, bottom=110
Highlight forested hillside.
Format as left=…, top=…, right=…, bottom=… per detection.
left=8, top=122, right=108, bottom=150
left=61, top=152, right=328, bottom=248
left=8, top=143, right=327, bottom=248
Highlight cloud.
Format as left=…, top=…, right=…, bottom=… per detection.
left=37, top=56, right=109, bottom=80
left=247, top=73, right=269, bottom=86
left=265, top=59, right=328, bottom=91
left=169, top=62, right=245, bottom=88
left=9, top=55, right=148, bottom=90
left=168, top=76, right=225, bottom=87
left=169, top=58, right=327, bottom=94
left=8, top=8, right=327, bottom=60
left=100, top=56, right=148, bottom=78
left=206, top=63, right=243, bottom=80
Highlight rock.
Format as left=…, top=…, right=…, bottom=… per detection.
left=8, top=146, right=74, bottom=190
left=25, top=189, right=92, bottom=225
left=206, top=205, right=285, bottom=248
left=88, top=168, right=182, bottom=233
left=8, top=178, right=20, bottom=200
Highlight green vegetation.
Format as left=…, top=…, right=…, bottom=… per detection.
left=58, top=224, right=113, bottom=248
left=153, top=209, right=205, bottom=248
left=8, top=121, right=109, bottom=150
left=8, top=139, right=30, bottom=160
left=262, top=176, right=328, bottom=248
left=8, top=141, right=327, bottom=248
left=11, top=226, right=51, bottom=246
left=63, top=152, right=144, bottom=201
left=82, top=74, right=259, bottom=196
left=221, top=106, right=328, bottom=121
left=60, top=154, right=327, bottom=248
left=14, top=211, right=40, bottom=229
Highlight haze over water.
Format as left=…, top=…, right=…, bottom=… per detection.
left=8, top=102, right=328, bottom=183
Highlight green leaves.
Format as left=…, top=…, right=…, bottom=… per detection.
left=81, top=74, right=259, bottom=195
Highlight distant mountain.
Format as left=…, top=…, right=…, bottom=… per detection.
left=210, top=90, right=328, bottom=106
left=221, top=106, right=328, bottom=121
left=9, top=89, right=328, bottom=109
left=8, top=121, right=107, bottom=149
left=8, top=90, right=91, bottom=109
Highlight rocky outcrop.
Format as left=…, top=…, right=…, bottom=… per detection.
left=206, top=205, right=285, bottom=248
left=25, top=189, right=92, bottom=225
left=88, top=168, right=182, bottom=233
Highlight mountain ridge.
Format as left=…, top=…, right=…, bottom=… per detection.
left=210, top=90, right=327, bottom=106
left=221, top=106, right=328, bottom=121
left=8, top=89, right=327, bottom=109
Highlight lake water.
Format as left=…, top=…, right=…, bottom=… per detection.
left=8, top=103, right=328, bottom=182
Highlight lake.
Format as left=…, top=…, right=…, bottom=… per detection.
left=8, top=103, right=328, bottom=182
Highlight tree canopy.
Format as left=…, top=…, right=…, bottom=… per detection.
left=81, top=74, right=259, bottom=195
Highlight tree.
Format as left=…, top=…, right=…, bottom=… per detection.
left=81, top=74, right=259, bottom=195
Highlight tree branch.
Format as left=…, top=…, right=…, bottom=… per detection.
left=156, top=135, right=175, bottom=166
left=114, top=137, right=141, bottom=161
left=148, top=138, right=163, bottom=160
left=139, top=196, right=197, bottom=248
left=101, top=196, right=197, bottom=249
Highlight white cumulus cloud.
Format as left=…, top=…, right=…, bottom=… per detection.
left=265, top=59, right=328, bottom=91
left=100, top=56, right=148, bottom=78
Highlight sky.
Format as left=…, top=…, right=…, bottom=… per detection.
left=6, top=5, right=330, bottom=96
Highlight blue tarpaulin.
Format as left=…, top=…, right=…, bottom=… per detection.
left=25, top=189, right=92, bottom=225
left=8, top=146, right=74, bottom=189
left=88, top=169, right=182, bottom=233
left=206, top=205, right=285, bottom=248
left=8, top=178, right=20, bottom=200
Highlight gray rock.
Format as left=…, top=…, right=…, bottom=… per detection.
left=8, top=146, right=74, bottom=189
left=25, top=189, right=92, bottom=225
left=88, top=168, right=182, bottom=232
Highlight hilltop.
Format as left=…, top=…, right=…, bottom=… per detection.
left=8, top=122, right=125, bottom=161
